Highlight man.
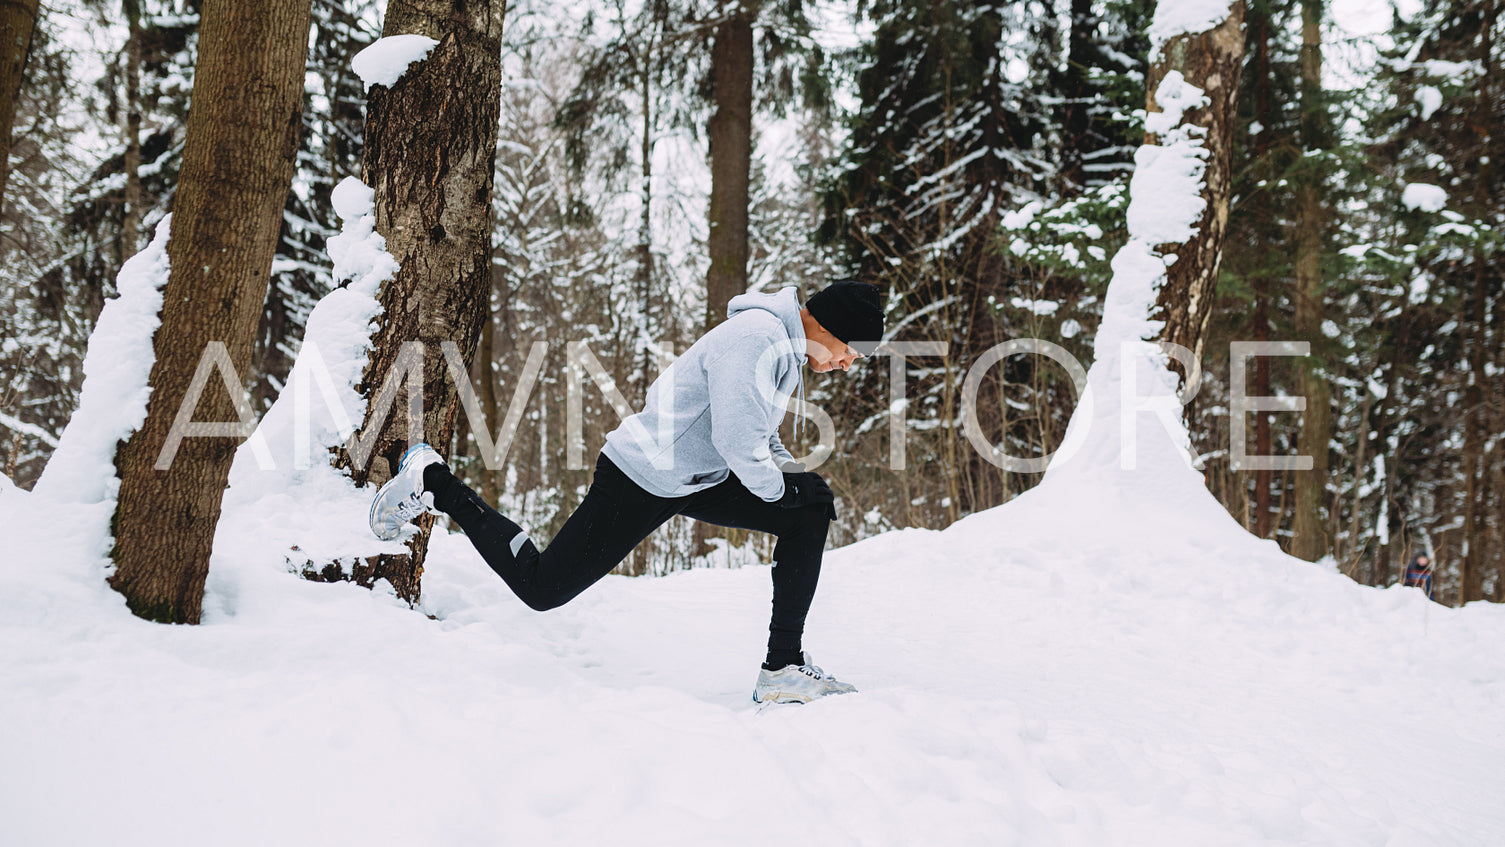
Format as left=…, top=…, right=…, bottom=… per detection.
left=1403, top=551, right=1434, bottom=600
left=369, top=280, right=885, bottom=704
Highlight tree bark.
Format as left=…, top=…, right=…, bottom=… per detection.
left=1250, top=8, right=1273, bottom=539
left=476, top=262, right=503, bottom=509
left=1460, top=261, right=1489, bottom=603
left=110, top=0, right=312, bottom=624
left=0, top=0, right=40, bottom=213
left=121, top=2, right=144, bottom=256
left=1290, top=0, right=1331, bottom=562
left=1148, top=3, right=1246, bottom=363
left=704, top=4, right=754, bottom=331
left=339, top=0, right=504, bottom=604
left=1058, top=0, right=1096, bottom=191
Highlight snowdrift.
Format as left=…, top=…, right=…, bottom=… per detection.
left=2, top=460, right=1502, bottom=846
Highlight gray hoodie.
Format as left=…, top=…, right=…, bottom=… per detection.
left=601, top=287, right=805, bottom=501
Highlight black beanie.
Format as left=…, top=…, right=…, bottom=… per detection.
left=806, top=280, right=884, bottom=354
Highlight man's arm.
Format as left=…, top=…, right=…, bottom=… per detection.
left=769, top=432, right=799, bottom=471
left=704, top=332, right=789, bottom=501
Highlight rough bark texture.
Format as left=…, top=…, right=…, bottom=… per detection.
left=110, top=0, right=312, bottom=624
left=339, top=0, right=503, bottom=604
left=121, top=7, right=144, bottom=255
left=475, top=263, right=504, bottom=509
left=1290, top=0, right=1331, bottom=562
left=704, top=5, right=753, bottom=331
left=1149, top=3, right=1246, bottom=363
left=1250, top=9, right=1273, bottom=540
left=0, top=0, right=40, bottom=212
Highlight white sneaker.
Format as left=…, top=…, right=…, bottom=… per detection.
left=753, top=653, right=858, bottom=704
left=368, top=443, right=444, bottom=540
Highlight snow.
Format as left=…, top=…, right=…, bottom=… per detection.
left=6, top=173, right=1502, bottom=847
left=4, top=21, right=1504, bottom=842
left=1415, top=85, right=1443, bottom=120
left=31, top=216, right=172, bottom=507
left=4, top=448, right=1505, bottom=845
left=1401, top=182, right=1447, bottom=212
left=1011, top=297, right=1061, bottom=316
left=1148, top=0, right=1236, bottom=57
left=1420, top=59, right=1482, bottom=81
left=1131, top=73, right=1211, bottom=250
left=0, top=410, right=59, bottom=447
left=351, top=34, right=440, bottom=92
left=218, top=176, right=405, bottom=580
left=1002, top=201, right=1043, bottom=230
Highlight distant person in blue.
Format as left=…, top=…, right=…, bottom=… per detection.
left=1403, top=551, right=1434, bottom=600
left=368, top=281, right=885, bottom=705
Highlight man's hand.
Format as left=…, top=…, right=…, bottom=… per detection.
left=776, top=471, right=836, bottom=519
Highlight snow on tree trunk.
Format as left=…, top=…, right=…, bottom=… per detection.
left=337, top=0, right=504, bottom=604
left=32, top=219, right=172, bottom=509
left=1147, top=1, right=1245, bottom=364
left=1041, top=0, right=1245, bottom=520
left=213, top=177, right=407, bottom=591
left=108, top=0, right=314, bottom=624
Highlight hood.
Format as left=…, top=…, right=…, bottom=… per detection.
left=726, top=286, right=808, bottom=443
left=726, top=287, right=805, bottom=351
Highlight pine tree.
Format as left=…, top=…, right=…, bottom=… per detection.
left=1, top=1, right=193, bottom=485
left=1358, top=0, right=1503, bottom=601
left=821, top=0, right=1055, bottom=524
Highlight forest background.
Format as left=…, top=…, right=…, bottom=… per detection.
left=0, top=0, right=1499, bottom=605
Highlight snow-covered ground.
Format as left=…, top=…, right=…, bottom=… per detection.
left=6, top=2, right=1499, bottom=841
left=3, top=460, right=1502, bottom=846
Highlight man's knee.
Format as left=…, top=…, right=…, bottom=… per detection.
left=520, top=590, right=568, bottom=612
left=784, top=503, right=832, bottom=536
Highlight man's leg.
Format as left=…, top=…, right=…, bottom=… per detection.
left=679, top=476, right=831, bottom=669
left=425, top=454, right=681, bottom=610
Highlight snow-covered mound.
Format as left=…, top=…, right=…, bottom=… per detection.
left=2, top=464, right=1502, bottom=846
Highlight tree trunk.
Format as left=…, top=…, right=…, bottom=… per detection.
left=1250, top=9, right=1272, bottom=539
left=121, top=3, right=144, bottom=256
left=1290, top=0, right=1331, bottom=562
left=475, top=262, right=503, bottom=509
left=1345, top=384, right=1372, bottom=577
left=1058, top=0, right=1095, bottom=191
left=0, top=0, right=40, bottom=213
left=339, top=0, right=504, bottom=604
left=109, top=0, right=312, bottom=624
left=1148, top=4, right=1245, bottom=363
left=704, top=4, right=754, bottom=330
left=635, top=39, right=656, bottom=412
left=1460, top=262, right=1489, bottom=603
left=696, top=4, right=754, bottom=558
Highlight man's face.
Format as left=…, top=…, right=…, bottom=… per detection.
left=806, top=321, right=863, bottom=372
left=1418, top=556, right=1430, bottom=567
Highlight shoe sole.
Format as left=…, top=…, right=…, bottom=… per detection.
left=753, top=692, right=809, bottom=706
left=368, top=443, right=435, bottom=541
left=752, top=689, right=816, bottom=705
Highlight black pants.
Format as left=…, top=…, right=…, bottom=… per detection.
left=427, top=454, right=829, bottom=655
